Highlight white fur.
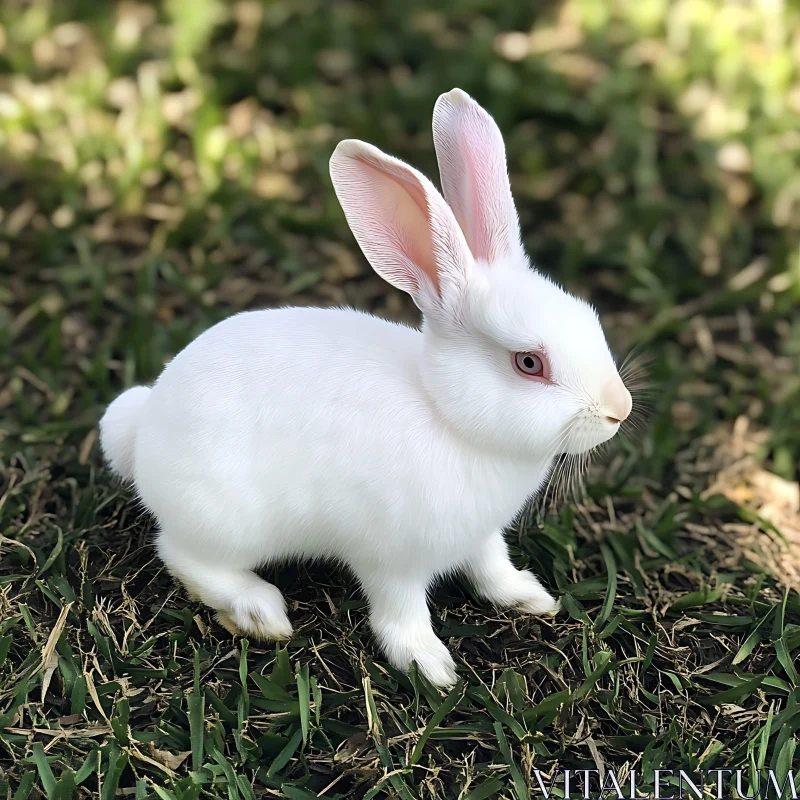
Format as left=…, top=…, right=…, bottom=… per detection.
left=99, top=386, right=151, bottom=481
left=99, top=89, right=631, bottom=687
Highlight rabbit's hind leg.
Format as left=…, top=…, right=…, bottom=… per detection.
left=156, top=532, right=293, bottom=641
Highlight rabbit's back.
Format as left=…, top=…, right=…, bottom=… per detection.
left=139, top=306, right=423, bottom=434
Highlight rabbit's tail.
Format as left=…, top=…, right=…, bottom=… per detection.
left=99, top=386, right=151, bottom=483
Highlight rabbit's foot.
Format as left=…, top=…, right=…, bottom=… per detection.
left=487, top=567, right=560, bottom=616
left=383, top=625, right=458, bottom=688
left=361, top=572, right=458, bottom=689
left=222, top=583, right=293, bottom=641
left=157, top=536, right=293, bottom=641
left=466, top=530, right=560, bottom=616
left=512, top=574, right=561, bottom=617
left=410, top=638, right=458, bottom=688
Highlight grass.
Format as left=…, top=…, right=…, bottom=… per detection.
left=1, top=0, right=800, bottom=797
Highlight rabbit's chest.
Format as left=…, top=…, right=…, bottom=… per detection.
left=359, top=455, right=549, bottom=566
left=442, top=461, right=546, bottom=535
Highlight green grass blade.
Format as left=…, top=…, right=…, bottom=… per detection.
left=31, top=743, right=56, bottom=799
left=266, top=729, right=304, bottom=778
left=701, top=676, right=765, bottom=706
left=409, top=682, right=463, bottom=765
left=595, top=543, right=617, bottom=628
left=296, top=663, right=311, bottom=744
left=493, top=721, right=529, bottom=800
left=13, top=772, right=36, bottom=800
left=463, top=778, right=504, bottom=800
left=188, top=647, right=206, bottom=772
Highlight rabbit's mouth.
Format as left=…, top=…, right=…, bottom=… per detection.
left=559, top=413, right=624, bottom=456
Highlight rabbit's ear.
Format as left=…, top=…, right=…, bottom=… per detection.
left=433, top=89, right=524, bottom=265
left=330, top=140, right=472, bottom=306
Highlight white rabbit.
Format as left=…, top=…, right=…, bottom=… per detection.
left=100, top=89, right=631, bottom=687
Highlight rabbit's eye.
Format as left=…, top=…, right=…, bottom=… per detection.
left=513, top=351, right=547, bottom=379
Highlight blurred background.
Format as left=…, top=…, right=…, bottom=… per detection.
left=1, top=1, right=800, bottom=798
left=2, top=0, right=800, bottom=462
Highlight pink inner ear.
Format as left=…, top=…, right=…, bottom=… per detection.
left=460, top=132, right=508, bottom=262
left=352, top=153, right=440, bottom=293
left=433, top=90, right=522, bottom=265
left=331, top=139, right=476, bottom=304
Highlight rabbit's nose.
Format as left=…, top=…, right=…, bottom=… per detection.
left=602, top=378, right=632, bottom=423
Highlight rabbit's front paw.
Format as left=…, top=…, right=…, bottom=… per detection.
left=380, top=625, right=458, bottom=688
left=411, top=638, right=458, bottom=688
left=220, top=584, right=293, bottom=641
left=467, top=532, right=559, bottom=617
left=516, top=589, right=560, bottom=616
left=510, top=570, right=560, bottom=616
left=363, top=575, right=458, bottom=688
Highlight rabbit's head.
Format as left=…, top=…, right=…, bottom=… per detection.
left=330, top=89, right=631, bottom=460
